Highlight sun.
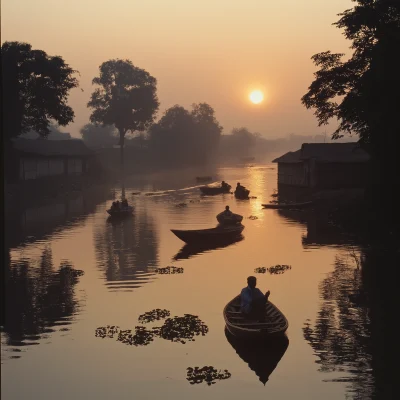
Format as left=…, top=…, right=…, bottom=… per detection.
left=249, top=90, right=264, bottom=104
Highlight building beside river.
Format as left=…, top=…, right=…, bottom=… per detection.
left=11, top=138, right=94, bottom=181
left=272, top=142, right=370, bottom=190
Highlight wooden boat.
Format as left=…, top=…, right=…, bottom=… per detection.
left=106, top=205, right=134, bottom=217
left=199, top=185, right=231, bottom=195
left=216, top=212, right=243, bottom=225
left=223, top=295, right=288, bottom=338
left=225, top=327, right=289, bottom=385
left=171, top=224, right=244, bottom=244
left=262, top=201, right=313, bottom=210
left=196, top=176, right=212, bottom=182
left=234, top=189, right=250, bottom=199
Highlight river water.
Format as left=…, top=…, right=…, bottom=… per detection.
left=1, top=164, right=385, bottom=399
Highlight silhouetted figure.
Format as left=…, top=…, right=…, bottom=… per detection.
left=221, top=181, right=229, bottom=190
left=223, top=205, right=233, bottom=216
left=121, top=199, right=128, bottom=208
left=235, top=182, right=245, bottom=196
left=241, top=276, right=270, bottom=321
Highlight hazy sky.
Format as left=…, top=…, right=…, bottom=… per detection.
left=2, top=0, right=353, bottom=138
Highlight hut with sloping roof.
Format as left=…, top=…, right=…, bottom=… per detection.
left=11, top=138, right=94, bottom=181
left=272, top=143, right=370, bottom=189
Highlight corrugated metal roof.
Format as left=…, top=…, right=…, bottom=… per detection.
left=272, top=149, right=302, bottom=163
left=12, top=138, right=94, bottom=157
left=300, top=143, right=370, bottom=162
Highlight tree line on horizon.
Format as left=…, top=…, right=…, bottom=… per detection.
left=2, top=1, right=399, bottom=180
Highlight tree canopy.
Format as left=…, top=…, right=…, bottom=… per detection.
left=87, top=59, right=159, bottom=153
left=1, top=41, right=79, bottom=141
left=301, top=0, right=400, bottom=159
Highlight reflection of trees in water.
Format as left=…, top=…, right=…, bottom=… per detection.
left=225, top=328, right=289, bottom=385
left=94, top=212, right=159, bottom=291
left=2, top=247, right=84, bottom=350
left=303, top=254, right=374, bottom=399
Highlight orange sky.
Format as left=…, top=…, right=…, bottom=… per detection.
left=2, top=0, right=353, bottom=138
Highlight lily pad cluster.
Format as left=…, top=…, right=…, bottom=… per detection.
left=186, top=366, right=231, bottom=386
left=138, top=309, right=171, bottom=324
left=95, top=325, right=120, bottom=338
left=254, top=265, right=292, bottom=274
left=155, top=266, right=184, bottom=274
left=117, top=327, right=159, bottom=346
left=95, top=311, right=208, bottom=347
left=175, top=203, right=187, bottom=208
left=248, top=215, right=258, bottom=220
left=157, top=314, right=209, bottom=344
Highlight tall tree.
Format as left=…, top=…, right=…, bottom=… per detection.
left=87, top=59, right=159, bottom=167
left=1, top=41, right=79, bottom=141
left=301, top=0, right=400, bottom=226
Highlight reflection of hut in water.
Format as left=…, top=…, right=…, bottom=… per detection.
left=2, top=247, right=84, bottom=350
left=277, top=210, right=357, bottom=248
left=94, top=210, right=159, bottom=292
left=225, top=328, right=289, bottom=385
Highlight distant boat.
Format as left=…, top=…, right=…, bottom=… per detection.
left=240, top=157, right=255, bottom=162
left=216, top=212, right=243, bottom=225
left=196, top=176, right=212, bottom=182
left=262, top=201, right=313, bottom=210
left=223, top=295, right=288, bottom=339
left=106, top=205, right=134, bottom=217
left=225, top=327, right=289, bottom=385
left=171, top=224, right=244, bottom=244
left=234, top=189, right=250, bottom=200
left=199, top=185, right=231, bottom=195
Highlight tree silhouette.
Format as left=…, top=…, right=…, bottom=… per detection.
left=301, top=1, right=400, bottom=221
left=87, top=59, right=159, bottom=167
left=1, top=41, right=79, bottom=141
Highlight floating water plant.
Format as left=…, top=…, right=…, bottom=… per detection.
left=155, top=266, right=184, bottom=274
left=254, top=265, right=292, bottom=274
left=186, top=366, right=231, bottom=386
left=157, top=314, right=209, bottom=344
left=248, top=215, right=258, bottom=220
left=138, top=309, right=171, bottom=324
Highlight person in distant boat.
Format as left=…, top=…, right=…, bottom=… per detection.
left=241, top=276, right=270, bottom=320
left=221, top=181, right=229, bottom=190
left=223, top=205, right=233, bottom=216
left=235, top=182, right=246, bottom=196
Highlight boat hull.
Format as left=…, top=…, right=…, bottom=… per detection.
left=223, top=295, right=288, bottom=339
left=171, top=224, right=244, bottom=244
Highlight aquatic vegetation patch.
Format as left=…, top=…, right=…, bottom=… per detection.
left=95, top=313, right=208, bottom=346
left=138, top=309, right=171, bottom=324
left=155, top=266, right=184, bottom=274
left=186, top=366, right=231, bottom=386
left=95, top=325, right=120, bottom=338
left=117, top=327, right=159, bottom=347
left=132, top=192, right=141, bottom=195
left=248, top=215, right=258, bottom=220
left=250, top=196, right=258, bottom=199
left=175, top=203, right=187, bottom=208
left=255, top=265, right=292, bottom=274
left=157, top=314, right=209, bottom=344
